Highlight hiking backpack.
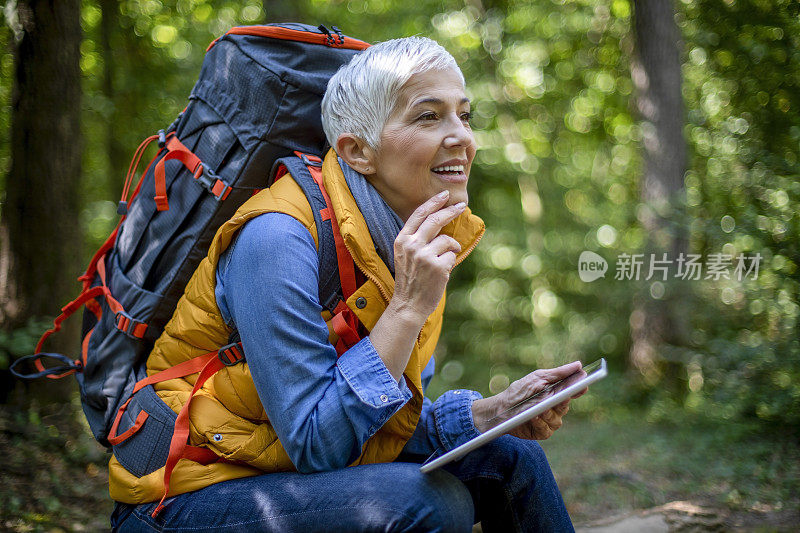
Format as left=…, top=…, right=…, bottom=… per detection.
left=12, top=22, right=369, bottom=483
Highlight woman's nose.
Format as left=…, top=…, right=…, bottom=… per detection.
left=442, top=116, right=473, bottom=148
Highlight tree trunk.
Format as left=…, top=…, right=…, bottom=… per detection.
left=100, top=0, right=127, bottom=197
left=0, top=0, right=83, bottom=404
left=629, top=0, right=688, bottom=383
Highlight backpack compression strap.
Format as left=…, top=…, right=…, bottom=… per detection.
left=153, top=135, right=233, bottom=211
left=9, top=253, right=141, bottom=380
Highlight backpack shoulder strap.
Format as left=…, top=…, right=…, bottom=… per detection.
left=271, top=154, right=342, bottom=313
left=272, top=153, right=363, bottom=356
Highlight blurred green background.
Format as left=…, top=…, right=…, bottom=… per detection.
left=1, top=0, right=798, bottom=530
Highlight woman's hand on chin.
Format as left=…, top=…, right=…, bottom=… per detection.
left=389, top=190, right=466, bottom=325
left=368, top=190, right=465, bottom=381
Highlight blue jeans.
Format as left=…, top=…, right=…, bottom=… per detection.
left=111, top=436, right=574, bottom=532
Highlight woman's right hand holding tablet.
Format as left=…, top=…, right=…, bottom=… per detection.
left=471, top=361, right=588, bottom=440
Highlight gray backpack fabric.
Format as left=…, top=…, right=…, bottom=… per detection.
left=11, top=23, right=368, bottom=448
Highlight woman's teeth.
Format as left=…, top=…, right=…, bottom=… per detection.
left=432, top=165, right=464, bottom=173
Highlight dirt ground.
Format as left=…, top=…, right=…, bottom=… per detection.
left=2, top=404, right=798, bottom=532
left=576, top=500, right=800, bottom=532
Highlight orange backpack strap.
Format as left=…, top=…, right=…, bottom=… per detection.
left=10, top=260, right=142, bottom=381
left=146, top=342, right=245, bottom=518
left=153, top=136, right=232, bottom=211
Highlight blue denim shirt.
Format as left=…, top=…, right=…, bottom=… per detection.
left=215, top=212, right=482, bottom=473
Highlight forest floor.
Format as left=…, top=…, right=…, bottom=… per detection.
left=1, top=403, right=798, bottom=532
left=545, top=414, right=800, bottom=532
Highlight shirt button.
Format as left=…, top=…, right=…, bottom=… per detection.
left=454, top=390, right=461, bottom=395
left=380, top=394, right=389, bottom=403
left=356, top=297, right=367, bottom=309
left=212, top=433, right=223, bottom=442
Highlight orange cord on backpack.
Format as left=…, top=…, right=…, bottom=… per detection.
left=118, top=133, right=168, bottom=215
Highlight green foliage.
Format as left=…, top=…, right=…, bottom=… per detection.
left=675, top=0, right=800, bottom=426
left=0, top=318, right=53, bottom=371
left=2, top=0, right=798, bottom=433
left=421, top=1, right=640, bottom=400
left=0, top=13, right=13, bottom=205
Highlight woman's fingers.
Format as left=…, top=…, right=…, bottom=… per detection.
left=540, top=411, right=563, bottom=431
left=439, top=251, right=457, bottom=272
left=533, top=361, right=582, bottom=384
left=400, top=190, right=451, bottom=236
left=415, top=202, right=466, bottom=241
left=427, top=234, right=461, bottom=257
left=554, top=399, right=571, bottom=416
left=531, top=416, right=555, bottom=440
left=534, top=402, right=569, bottom=438
left=391, top=194, right=468, bottom=321
left=501, top=361, right=586, bottom=413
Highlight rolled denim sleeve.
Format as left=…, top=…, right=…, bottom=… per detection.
left=401, top=358, right=483, bottom=457
left=336, top=336, right=412, bottom=434
left=431, top=389, right=484, bottom=451
left=217, top=212, right=411, bottom=473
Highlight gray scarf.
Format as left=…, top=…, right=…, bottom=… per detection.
left=338, top=157, right=403, bottom=274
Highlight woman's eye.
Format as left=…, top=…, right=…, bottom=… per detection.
left=419, top=112, right=438, bottom=121
left=461, top=111, right=473, bottom=123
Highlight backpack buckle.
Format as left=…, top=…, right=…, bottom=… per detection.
left=210, top=180, right=232, bottom=201
left=193, top=163, right=216, bottom=188
left=115, top=312, right=148, bottom=339
left=193, top=164, right=232, bottom=201
left=217, top=342, right=245, bottom=366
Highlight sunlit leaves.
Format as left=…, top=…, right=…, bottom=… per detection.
left=678, top=0, right=800, bottom=426
left=2, top=0, right=795, bottom=424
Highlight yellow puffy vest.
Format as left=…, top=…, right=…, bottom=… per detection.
left=108, top=150, right=485, bottom=504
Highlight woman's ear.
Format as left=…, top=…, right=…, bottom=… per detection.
left=336, top=133, right=376, bottom=175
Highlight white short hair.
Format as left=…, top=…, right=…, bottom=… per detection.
left=321, top=36, right=464, bottom=150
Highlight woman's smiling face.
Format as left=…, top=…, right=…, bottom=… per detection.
left=365, top=68, right=476, bottom=221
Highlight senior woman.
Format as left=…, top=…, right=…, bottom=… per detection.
left=111, top=37, right=579, bottom=532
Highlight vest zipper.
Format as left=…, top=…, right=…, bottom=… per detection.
left=341, top=236, right=392, bottom=304
left=343, top=228, right=483, bottom=306
left=342, top=225, right=484, bottom=332
left=454, top=230, right=484, bottom=268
